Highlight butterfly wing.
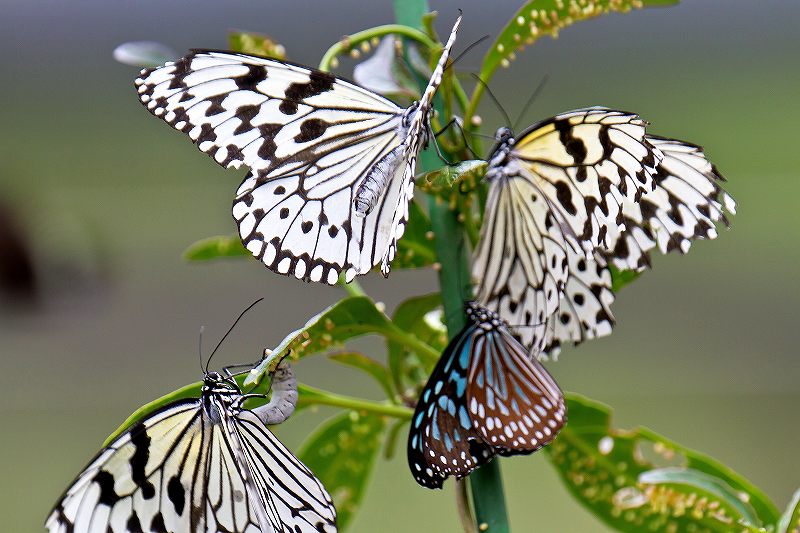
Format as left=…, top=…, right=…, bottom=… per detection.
left=477, top=108, right=734, bottom=353
left=47, top=393, right=336, bottom=533
left=228, top=409, right=337, bottom=532
left=473, top=166, right=570, bottom=351
left=136, top=51, right=402, bottom=172
left=407, top=326, right=494, bottom=489
left=541, top=250, right=615, bottom=358
left=467, top=326, right=566, bottom=451
left=46, top=399, right=218, bottom=532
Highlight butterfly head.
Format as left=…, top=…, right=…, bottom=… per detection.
left=464, top=301, right=504, bottom=330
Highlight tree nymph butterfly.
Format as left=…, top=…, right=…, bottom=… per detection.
left=472, top=107, right=735, bottom=357
left=135, top=16, right=462, bottom=284
left=46, top=361, right=337, bottom=532
left=407, top=302, right=566, bottom=489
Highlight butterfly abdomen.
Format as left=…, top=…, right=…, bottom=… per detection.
left=354, top=144, right=405, bottom=216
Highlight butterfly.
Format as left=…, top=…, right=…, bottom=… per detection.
left=407, top=301, right=566, bottom=489
left=472, top=107, right=736, bottom=357
left=46, top=365, right=337, bottom=533
left=135, top=16, right=462, bottom=284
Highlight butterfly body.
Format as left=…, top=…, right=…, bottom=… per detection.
left=407, top=302, right=566, bottom=489
left=47, top=370, right=336, bottom=533
left=136, top=17, right=461, bottom=284
left=474, top=107, right=735, bottom=357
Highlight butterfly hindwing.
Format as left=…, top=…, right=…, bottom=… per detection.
left=473, top=164, right=570, bottom=351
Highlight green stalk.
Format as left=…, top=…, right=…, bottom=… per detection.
left=299, top=386, right=413, bottom=420
left=392, top=1, right=511, bottom=531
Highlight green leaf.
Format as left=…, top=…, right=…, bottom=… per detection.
left=547, top=393, right=780, bottom=532
left=638, top=468, right=763, bottom=530
left=183, top=234, right=249, bottom=261
left=609, top=265, right=641, bottom=292
left=387, top=292, right=446, bottom=394
left=392, top=201, right=437, bottom=269
left=777, top=488, right=800, bottom=533
left=479, top=0, right=678, bottom=82
left=245, top=296, right=438, bottom=387
left=228, top=30, right=286, bottom=59
left=298, top=411, right=387, bottom=530
left=328, top=351, right=395, bottom=399
left=416, top=160, right=487, bottom=197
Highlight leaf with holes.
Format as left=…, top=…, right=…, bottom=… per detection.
left=244, top=296, right=439, bottom=387
left=546, top=393, right=780, bottom=532
left=478, top=0, right=677, bottom=85
left=183, top=234, right=249, bottom=261
left=298, top=411, right=387, bottom=530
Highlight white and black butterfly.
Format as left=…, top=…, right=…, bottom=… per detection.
left=473, top=107, right=735, bottom=357
left=46, top=364, right=337, bottom=532
left=135, top=17, right=462, bottom=284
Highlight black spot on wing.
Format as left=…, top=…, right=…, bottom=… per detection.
left=295, top=118, right=330, bottom=143
left=167, top=475, right=186, bottom=515
left=127, top=511, right=145, bottom=533
left=554, top=181, right=577, bottom=216
left=150, top=512, right=168, bottom=533
left=129, top=422, right=156, bottom=499
left=301, top=221, right=313, bottom=233
left=554, top=119, right=587, bottom=163
left=92, top=470, right=120, bottom=506
left=280, top=70, right=336, bottom=115
left=235, top=65, right=268, bottom=90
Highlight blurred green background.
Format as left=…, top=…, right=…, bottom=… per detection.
left=1, top=0, right=798, bottom=531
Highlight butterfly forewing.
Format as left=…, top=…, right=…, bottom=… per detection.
left=136, top=51, right=402, bottom=172
left=473, top=168, right=570, bottom=351
left=407, top=329, right=494, bottom=489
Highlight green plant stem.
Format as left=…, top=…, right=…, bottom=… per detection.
left=392, top=0, right=512, bottom=530
left=318, top=24, right=436, bottom=72
left=301, top=388, right=413, bottom=420
left=338, top=276, right=366, bottom=297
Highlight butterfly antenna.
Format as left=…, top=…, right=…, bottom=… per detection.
left=445, top=35, right=490, bottom=72
left=470, top=74, right=512, bottom=129
left=198, top=325, right=206, bottom=374
left=512, top=75, right=549, bottom=131
left=205, top=298, right=264, bottom=373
